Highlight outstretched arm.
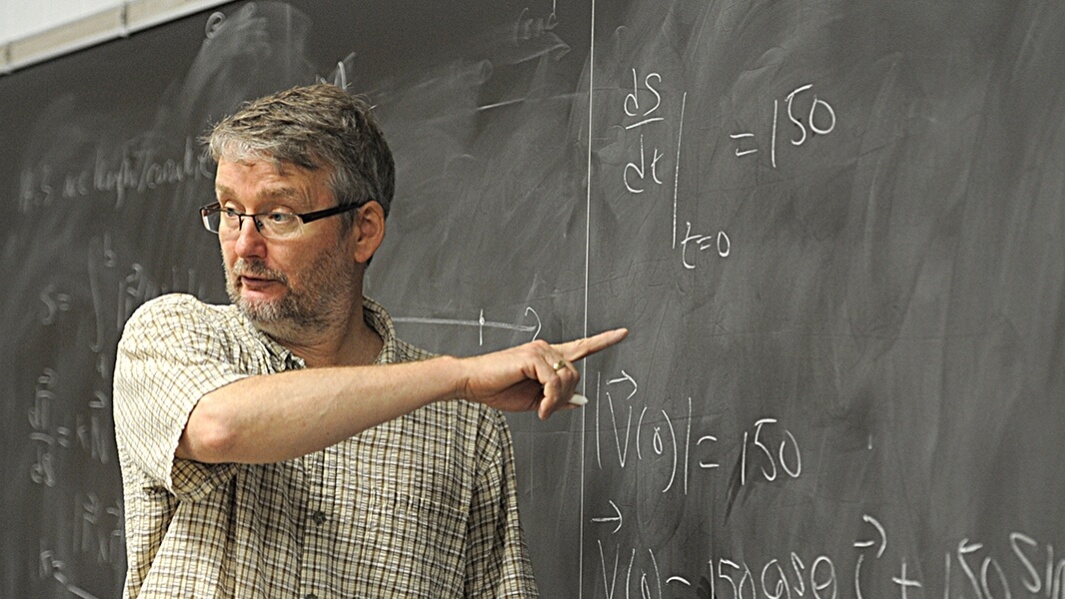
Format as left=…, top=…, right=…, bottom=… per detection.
left=178, top=328, right=628, bottom=464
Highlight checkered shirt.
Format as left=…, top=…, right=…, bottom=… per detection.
left=113, top=293, right=538, bottom=598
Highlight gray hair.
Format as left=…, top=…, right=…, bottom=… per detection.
left=205, top=83, right=395, bottom=222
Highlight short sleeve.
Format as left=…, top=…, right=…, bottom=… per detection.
left=113, top=294, right=248, bottom=501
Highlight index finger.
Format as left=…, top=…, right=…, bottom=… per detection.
left=553, top=328, right=629, bottom=363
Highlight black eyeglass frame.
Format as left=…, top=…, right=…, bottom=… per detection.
left=199, top=201, right=364, bottom=234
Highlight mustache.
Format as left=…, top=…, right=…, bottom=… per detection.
left=231, top=259, right=288, bottom=284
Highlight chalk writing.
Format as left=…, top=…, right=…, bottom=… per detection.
left=730, top=83, right=837, bottom=169
left=673, top=91, right=732, bottom=268
left=591, top=500, right=624, bottom=534
left=28, top=369, right=59, bottom=487
left=39, top=545, right=103, bottom=599
left=594, top=371, right=801, bottom=495
left=623, top=69, right=665, bottom=195
left=39, top=284, right=74, bottom=325
left=73, top=492, right=124, bottom=566
left=27, top=366, right=112, bottom=488
left=679, top=221, right=731, bottom=270
left=87, top=233, right=117, bottom=353
left=393, top=306, right=542, bottom=346
left=592, top=516, right=1065, bottom=599
left=88, top=253, right=206, bottom=346
left=18, top=137, right=212, bottom=213
left=739, top=418, right=801, bottom=486
left=621, top=73, right=730, bottom=270
left=514, top=1, right=558, bottom=44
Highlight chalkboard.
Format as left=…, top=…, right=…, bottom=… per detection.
left=3, top=1, right=1065, bottom=597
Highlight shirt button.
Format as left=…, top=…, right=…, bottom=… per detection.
left=305, top=594, right=318, bottom=599
left=310, top=511, right=327, bottom=525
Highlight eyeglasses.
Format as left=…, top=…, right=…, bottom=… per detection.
left=200, top=202, right=362, bottom=240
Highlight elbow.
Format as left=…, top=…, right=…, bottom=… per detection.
left=178, top=399, right=241, bottom=463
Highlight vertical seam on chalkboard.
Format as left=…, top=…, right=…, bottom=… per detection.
left=581, top=1, right=596, bottom=596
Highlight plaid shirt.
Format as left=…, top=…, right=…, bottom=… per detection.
left=113, top=293, right=538, bottom=598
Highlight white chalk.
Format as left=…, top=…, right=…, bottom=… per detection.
left=569, top=394, right=588, bottom=407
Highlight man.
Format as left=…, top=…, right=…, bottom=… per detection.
left=113, top=83, right=625, bottom=598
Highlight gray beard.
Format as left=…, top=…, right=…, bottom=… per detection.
left=224, top=249, right=356, bottom=339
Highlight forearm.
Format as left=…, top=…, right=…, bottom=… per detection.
left=178, top=355, right=462, bottom=464
left=176, top=327, right=628, bottom=464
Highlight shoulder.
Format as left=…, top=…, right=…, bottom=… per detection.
left=118, top=293, right=242, bottom=352
left=124, top=293, right=226, bottom=326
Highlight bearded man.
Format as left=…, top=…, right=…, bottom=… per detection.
left=113, top=83, right=625, bottom=598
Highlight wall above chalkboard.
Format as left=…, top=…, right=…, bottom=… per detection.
left=0, top=0, right=229, bottom=74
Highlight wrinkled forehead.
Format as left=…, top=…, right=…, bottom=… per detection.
left=214, top=156, right=334, bottom=204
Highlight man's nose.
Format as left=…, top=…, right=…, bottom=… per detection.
left=233, top=215, right=267, bottom=257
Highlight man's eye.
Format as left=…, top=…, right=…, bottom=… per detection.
left=223, top=208, right=241, bottom=218
left=265, top=213, right=295, bottom=225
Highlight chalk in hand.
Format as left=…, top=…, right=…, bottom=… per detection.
left=569, top=394, right=588, bottom=407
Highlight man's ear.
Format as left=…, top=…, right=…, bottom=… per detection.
left=351, top=201, right=385, bottom=264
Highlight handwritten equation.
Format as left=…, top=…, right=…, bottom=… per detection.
left=621, top=70, right=731, bottom=271
left=18, top=137, right=213, bottom=213
left=592, top=520, right=1065, bottom=599
left=30, top=233, right=206, bottom=490
left=28, top=368, right=110, bottom=487
left=617, top=70, right=839, bottom=271
left=593, top=371, right=802, bottom=496
left=36, top=492, right=124, bottom=572
left=24, top=228, right=205, bottom=596
left=729, top=83, right=837, bottom=169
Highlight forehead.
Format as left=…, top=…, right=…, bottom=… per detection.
left=215, top=157, right=332, bottom=208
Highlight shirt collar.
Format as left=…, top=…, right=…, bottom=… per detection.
left=361, top=295, right=399, bottom=365
left=236, top=296, right=398, bottom=369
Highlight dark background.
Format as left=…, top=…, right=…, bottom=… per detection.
left=2, top=1, right=1063, bottom=597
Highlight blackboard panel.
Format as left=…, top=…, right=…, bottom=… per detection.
left=2, top=1, right=1064, bottom=598
left=572, top=1, right=1065, bottom=597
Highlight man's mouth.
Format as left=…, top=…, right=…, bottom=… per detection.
left=232, top=259, right=286, bottom=289
left=240, top=275, right=278, bottom=291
